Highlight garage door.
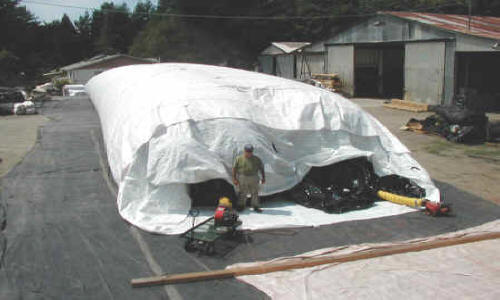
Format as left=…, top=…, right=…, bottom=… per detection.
left=405, top=41, right=445, bottom=104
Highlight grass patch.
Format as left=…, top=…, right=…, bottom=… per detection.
left=423, top=139, right=500, bottom=162
left=464, top=144, right=500, bottom=162
left=423, top=140, right=457, bottom=156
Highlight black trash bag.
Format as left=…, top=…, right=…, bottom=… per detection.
left=429, top=105, right=487, bottom=126
left=417, top=105, right=488, bottom=143
left=377, top=175, right=426, bottom=198
left=324, top=187, right=374, bottom=213
left=292, top=181, right=374, bottom=213
left=288, top=157, right=377, bottom=213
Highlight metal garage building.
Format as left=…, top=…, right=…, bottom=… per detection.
left=258, top=42, right=310, bottom=79
left=258, top=12, right=500, bottom=110
left=325, top=12, right=500, bottom=109
left=259, top=41, right=327, bottom=80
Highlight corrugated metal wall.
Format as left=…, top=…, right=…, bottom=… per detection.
left=276, top=55, right=295, bottom=79
left=443, top=41, right=456, bottom=105
left=404, top=41, right=445, bottom=104
left=327, top=45, right=354, bottom=96
left=296, top=53, right=325, bottom=79
left=258, top=56, right=274, bottom=75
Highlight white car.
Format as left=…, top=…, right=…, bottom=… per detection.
left=62, top=84, right=86, bottom=97
left=13, top=100, right=36, bottom=115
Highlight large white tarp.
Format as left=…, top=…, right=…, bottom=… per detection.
left=86, top=63, right=439, bottom=234
left=230, top=220, right=500, bottom=300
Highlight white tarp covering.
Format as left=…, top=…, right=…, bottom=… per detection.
left=230, top=220, right=500, bottom=300
left=86, top=63, right=439, bottom=234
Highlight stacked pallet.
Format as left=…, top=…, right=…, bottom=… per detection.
left=383, top=99, right=429, bottom=112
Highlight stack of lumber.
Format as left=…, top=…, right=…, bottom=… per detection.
left=384, top=99, right=429, bottom=112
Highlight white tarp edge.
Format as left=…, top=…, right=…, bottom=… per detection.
left=86, top=63, right=439, bottom=235
left=229, top=220, right=500, bottom=300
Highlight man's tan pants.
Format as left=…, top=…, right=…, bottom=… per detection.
left=237, top=174, right=260, bottom=208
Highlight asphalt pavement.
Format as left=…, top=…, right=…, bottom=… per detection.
left=1, top=97, right=499, bottom=299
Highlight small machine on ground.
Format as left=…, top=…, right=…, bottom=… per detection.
left=182, top=197, right=242, bottom=255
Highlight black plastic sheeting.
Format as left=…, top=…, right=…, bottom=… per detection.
left=409, top=105, right=489, bottom=143
left=287, top=158, right=377, bottom=213
left=286, top=158, right=428, bottom=213
left=1, top=98, right=500, bottom=300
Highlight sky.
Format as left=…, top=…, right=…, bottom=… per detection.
left=21, top=0, right=152, bottom=23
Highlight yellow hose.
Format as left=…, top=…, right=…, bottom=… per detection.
left=377, top=190, right=424, bottom=208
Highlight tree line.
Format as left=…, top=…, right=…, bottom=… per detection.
left=1, top=0, right=499, bottom=86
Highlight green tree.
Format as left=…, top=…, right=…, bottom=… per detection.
left=75, top=11, right=93, bottom=58
left=0, top=49, right=20, bottom=84
left=132, top=0, right=154, bottom=32
left=0, top=0, right=39, bottom=85
left=91, top=2, right=134, bottom=54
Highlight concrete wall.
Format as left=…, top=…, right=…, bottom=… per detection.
left=327, top=45, right=354, bottom=96
left=404, top=41, right=445, bottom=104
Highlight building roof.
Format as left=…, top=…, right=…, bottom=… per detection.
left=272, top=42, right=311, bottom=53
left=61, top=54, right=158, bottom=71
left=383, top=11, right=500, bottom=40
left=261, top=42, right=311, bottom=55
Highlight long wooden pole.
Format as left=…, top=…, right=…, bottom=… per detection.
left=131, top=231, right=500, bottom=288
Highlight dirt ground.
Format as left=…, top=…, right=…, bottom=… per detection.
left=0, top=114, right=47, bottom=178
left=351, top=98, right=500, bottom=205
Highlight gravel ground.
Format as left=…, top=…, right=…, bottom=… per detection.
left=0, top=114, right=47, bottom=178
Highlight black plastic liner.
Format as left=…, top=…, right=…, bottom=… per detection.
left=287, top=158, right=378, bottom=213
left=286, top=157, right=427, bottom=213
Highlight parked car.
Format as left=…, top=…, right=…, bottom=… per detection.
left=0, top=87, right=28, bottom=115
left=62, top=84, right=86, bottom=97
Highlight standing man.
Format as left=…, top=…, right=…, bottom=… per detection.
left=232, top=144, right=265, bottom=212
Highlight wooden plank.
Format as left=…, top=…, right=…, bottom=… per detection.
left=383, top=104, right=428, bottom=112
left=131, top=231, right=500, bottom=288
left=383, top=99, right=429, bottom=112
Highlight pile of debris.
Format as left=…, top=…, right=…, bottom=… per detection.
left=287, top=157, right=436, bottom=214
left=403, top=105, right=499, bottom=143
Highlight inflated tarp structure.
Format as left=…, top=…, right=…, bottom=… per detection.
left=86, top=63, right=439, bottom=234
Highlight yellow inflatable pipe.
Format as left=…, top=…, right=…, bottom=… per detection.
left=377, top=190, right=424, bottom=208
